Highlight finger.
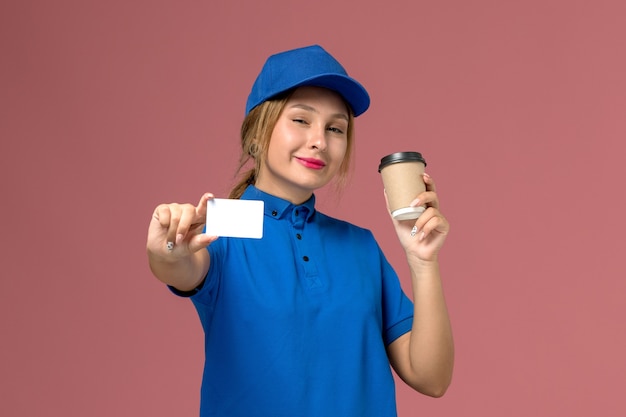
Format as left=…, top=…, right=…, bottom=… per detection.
left=188, top=233, right=219, bottom=253
left=423, top=172, right=437, bottom=192
left=415, top=210, right=449, bottom=241
left=154, top=204, right=172, bottom=229
left=155, top=203, right=183, bottom=246
left=149, top=205, right=175, bottom=253
left=175, top=204, right=201, bottom=244
left=195, top=193, right=214, bottom=219
left=166, top=204, right=184, bottom=246
left=409, top=191, right=440, bottom=211
left=412, top=206, right=440, bottom=234
left=421, top=215, right=442, bottom=240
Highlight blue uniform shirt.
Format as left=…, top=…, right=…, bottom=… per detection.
left=173, top=186, right=414, bottom=417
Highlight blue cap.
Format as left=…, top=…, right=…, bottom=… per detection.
left=245, top=45, right=370, bottom=117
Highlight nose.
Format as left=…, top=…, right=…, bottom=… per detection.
left=308, top=125, right=327, bottom=152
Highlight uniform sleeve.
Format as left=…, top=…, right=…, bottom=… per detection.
left=377, top=243, right=414, bottom=346
left=167, top=238, right=224, bottom=311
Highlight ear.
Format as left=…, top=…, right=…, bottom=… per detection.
left=248, top=141, right=259, bottom=157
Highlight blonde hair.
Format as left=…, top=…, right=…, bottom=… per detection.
left=229, top=90, right=355, bottom=199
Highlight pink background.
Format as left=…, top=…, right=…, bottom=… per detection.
left=2, top=1, right=625, bottom=416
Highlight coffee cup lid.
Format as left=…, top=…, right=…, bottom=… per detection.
left=378, top=152, right=427, bottom=172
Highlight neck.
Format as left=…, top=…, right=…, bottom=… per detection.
left=253, top=182, right=312, bottom=205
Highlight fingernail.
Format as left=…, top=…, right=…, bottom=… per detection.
left=411, top=226, right=418, bottom=237
left=166, top=242, right=174, bottom=251
left=419, top=232, right=426, bottom=241
left=423, top=172, right=431, bottom=178
left=410, top=198, right=420, bottom=207
left=176, top=234, right=184, bottom=245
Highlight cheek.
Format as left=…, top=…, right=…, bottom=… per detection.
left=331, top=139, right=348, bottom=161
left=270, top=123, right=299, bottom=150
left=265, top=126, right=289, bottom=158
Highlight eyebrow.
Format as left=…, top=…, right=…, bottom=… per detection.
left=289, top=103, right=349, bottom=122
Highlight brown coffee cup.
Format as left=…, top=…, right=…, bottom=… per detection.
left=378, top=152, right=427, bottom=220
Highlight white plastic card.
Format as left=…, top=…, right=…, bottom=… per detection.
left=205, top=198, right=264, bottom=239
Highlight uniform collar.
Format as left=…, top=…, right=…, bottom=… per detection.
left=241, top=185, right=316, bottom=222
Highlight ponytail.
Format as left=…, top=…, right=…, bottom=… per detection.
left=228, top=169, right=255, bottom=199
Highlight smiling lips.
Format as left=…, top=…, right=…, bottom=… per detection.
left=296, top=157, right=326, bottom=170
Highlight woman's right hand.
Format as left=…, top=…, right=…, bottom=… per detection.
left=147, top=193, right=218, bottom=260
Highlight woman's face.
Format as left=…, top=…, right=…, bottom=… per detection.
left=255, top=86, right=350, bottom=204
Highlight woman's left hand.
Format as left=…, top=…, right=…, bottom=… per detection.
left=386, top=173, right=450, bottom=262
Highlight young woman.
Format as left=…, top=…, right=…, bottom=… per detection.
left=147, top=45, right=454, bottom=417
